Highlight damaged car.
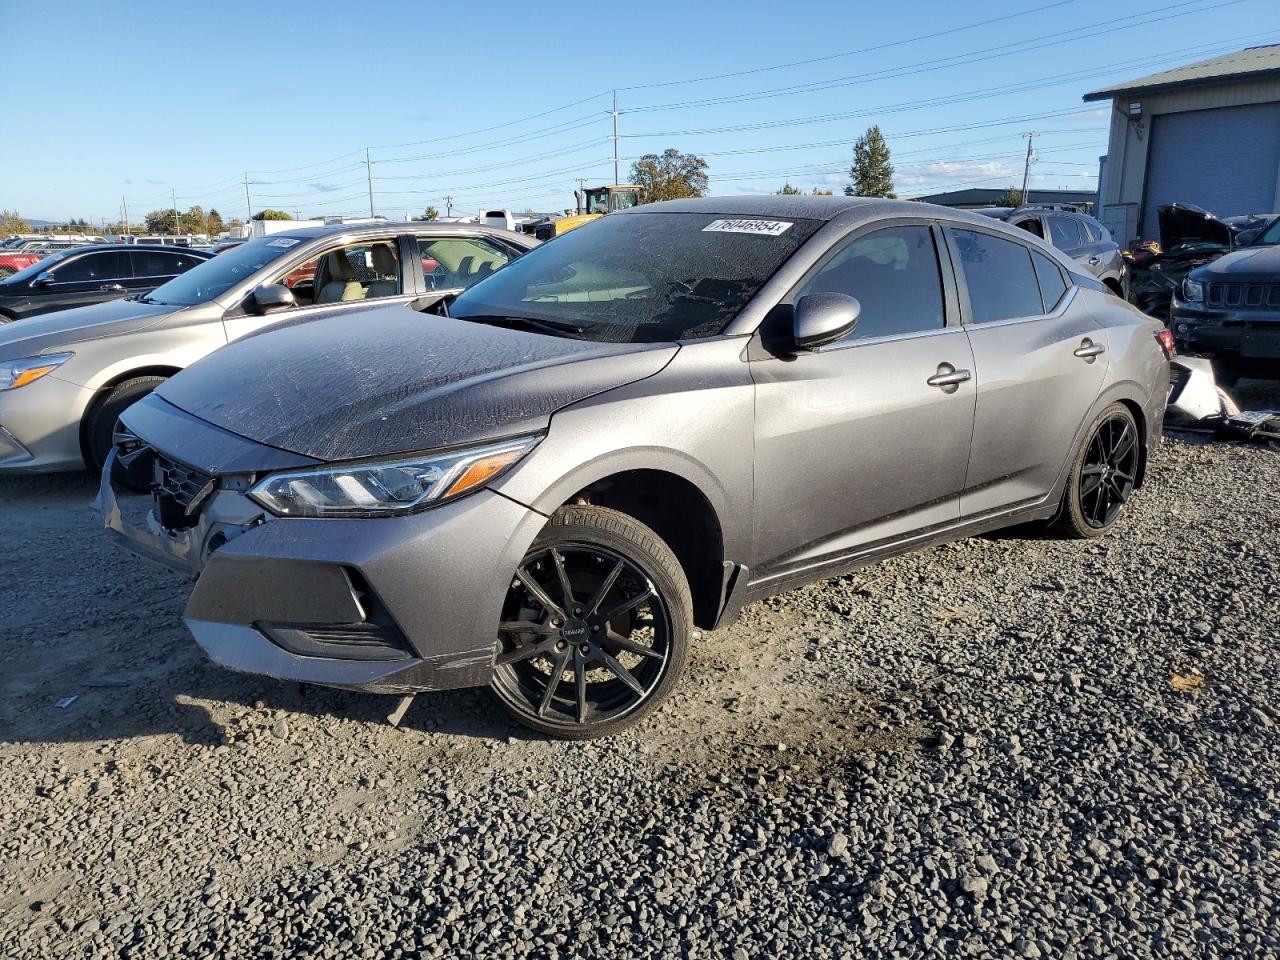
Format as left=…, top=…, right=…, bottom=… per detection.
left=101, top=196, right=1170, bottom=739
left=1171, top=215, right=1280, bottom=385
left=1125, top=203, right=1277, bottom=318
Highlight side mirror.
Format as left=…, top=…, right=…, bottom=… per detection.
left=32, top=271, right=55, bottom=288
left=248, top=283, right=296, bottom=315
left=794, top=292, right=861, bottom=350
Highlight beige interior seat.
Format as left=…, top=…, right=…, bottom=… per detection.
left=315, top=250, right=366, bottom=303
left=364, top=243, right=399, bottom=299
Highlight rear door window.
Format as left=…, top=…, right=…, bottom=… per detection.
left=130, top=250, right=194, bottom=278
left=792, top=225, right=945, bottom=340
left=1048, top=216, right=1084, bottom=251
left=50, top=251, right=130, bottom=283
left=416, top=235, right=514, bottom=290
left=953, top=229, right=1044, bottom=323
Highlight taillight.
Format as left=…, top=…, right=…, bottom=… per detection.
left=1155, top=329, right=1176, bottom=358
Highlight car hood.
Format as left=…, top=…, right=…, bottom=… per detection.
left=157, top=302, right=678, bottom=462
left=1158, top=203, right=1235, bottom=250
left=0, top=298, right=178, bottom=361
left=1190, top=243, right=1280, bottom=281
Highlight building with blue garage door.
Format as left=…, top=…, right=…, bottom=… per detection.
left=1085, top=44, right=1280, bottom=247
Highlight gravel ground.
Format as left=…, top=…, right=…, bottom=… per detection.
left=1, top=386, right=1278, bottom=960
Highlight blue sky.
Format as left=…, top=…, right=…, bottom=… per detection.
left=3, top=0, right=1278, bottom=225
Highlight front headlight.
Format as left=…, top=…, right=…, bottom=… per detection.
left=1182, top=277, right=1204, bottom=302
left=0, top=352, right=73, bottom=390
left=248, top=435, right=541, bottom=518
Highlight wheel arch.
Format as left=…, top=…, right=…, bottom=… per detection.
left=78, top=364, right=182, bottom=466
left=547, top=466, right=729, bottom=630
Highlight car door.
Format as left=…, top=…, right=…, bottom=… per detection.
left=749, top=221, right=976, bottom=580
left=29, top=250, right=133, bottom=316
left=221, top=234, right=419, bottom=341
left=947, top=225, right=1108, bottom=517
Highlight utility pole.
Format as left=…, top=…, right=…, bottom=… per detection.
left=610, top=90, right=621, bottom=186
left=171, top=187, right=179, bottom=236
left=365, top=148, right=375, bottom=217
left=121, top=194, right=129, bottom=237
left=445, top=195, right=453, bottom=217
left=575, top=177, right=587, bottom=215
left=1020, top=132, right=1036, bottom=206
left=243, top=172, right=252, bottom=221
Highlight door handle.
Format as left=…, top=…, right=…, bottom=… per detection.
left=1074, top=338, right=1106, bottom=361
left=926, top=363, right=972, bottom=393
left=1087, top=256, right=1102, bottom=266
left=99, top=283, right=125, bottom=292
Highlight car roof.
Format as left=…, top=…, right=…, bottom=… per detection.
left=59, top=243, right=215, bottom=255
left=263, top=220, right=528, bottom=242
left=618, top=195, right=1032, bottom=231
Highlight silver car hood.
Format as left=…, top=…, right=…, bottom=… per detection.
left=0, top=298, right=177, bottom=362
left=156, top=302, right=678, bottom=462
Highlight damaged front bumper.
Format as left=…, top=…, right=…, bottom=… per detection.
left=98, top=416, right=547, bottom=695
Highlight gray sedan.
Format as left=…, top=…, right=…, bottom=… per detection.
left=0, top=221, right=535, bottom=475
left=102, top=196, right=1170, bottom=738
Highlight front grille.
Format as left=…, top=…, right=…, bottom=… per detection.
left=153, top=454, right=216, bottom=530
left=1205, top=281, right=1280, bottom=308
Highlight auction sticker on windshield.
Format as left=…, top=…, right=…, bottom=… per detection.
left=702, top=219, right=793, bottom=236
left=266, top=238, right=301, bottom=248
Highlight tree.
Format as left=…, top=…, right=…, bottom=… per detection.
left=844, top=125, right=896, bottom=198
left=252, top=209, right=293, bottom=221
left=144, top=209, right=177, bottom=233
left=996, top=186, right=1024, bottom=207
left=630, top=148, right=709, bottom=204
left=0, top=210, right=31, bottom=235
left=777, top=182, right=802, bottom=195
left=206, top=208, right=225, bottom=235
left=811, top=188, right=834, bottom=196
left=423, top=206, right=439, bottom=221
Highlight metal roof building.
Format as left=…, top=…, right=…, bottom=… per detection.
left=1085, top=44, right=1280, bottom=245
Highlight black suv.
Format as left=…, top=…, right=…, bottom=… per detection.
left=0, top=245, right=212, bottom=322
left=976, top=207, right=1126, bottom=298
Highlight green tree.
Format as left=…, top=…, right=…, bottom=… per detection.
left=997, top=186, right=1024, bottom=207
left=0, top=210, right=31, bottom=235
left=183, top=205, right=206, bottom=234
left=777, top=182, right=802, bottom=195
left=630, top=148, right=709, bottom=204
left=423, top=206, right=440, bottom=221
left=812, top=188, right=834, bottom=196
left=252, top=209, right=293, bottom=221
left=206, top=208, right=225, bottom=234
left=844, top=125, right=896, bottom=198
left=144, top=209, right=177, bottom=233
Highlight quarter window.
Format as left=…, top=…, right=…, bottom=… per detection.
left=50, top=251, right=130, bottom=283
left=793, top=225, right=945, bottom=340
left=953, top=229, right=1044, bottom=323
left=416, top=235, right=513, bottom=290
left=1032, top=251, right=1068, bottom=312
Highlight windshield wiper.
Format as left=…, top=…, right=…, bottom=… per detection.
left=461, top=314, right=588, bottom=339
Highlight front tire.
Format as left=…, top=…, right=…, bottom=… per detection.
left=490, top=506, right=692, bottom=739
left=1053, top=403, right=1140, bottom=539
left=85, top=376, right=166, bottom=488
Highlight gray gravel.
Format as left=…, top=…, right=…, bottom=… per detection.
left=2, top=399, right=1279, bottom=959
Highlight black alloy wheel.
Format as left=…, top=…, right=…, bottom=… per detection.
left=490, top=506, right=690, bottom=739
left=1054, top=402, right=1139, bottom=538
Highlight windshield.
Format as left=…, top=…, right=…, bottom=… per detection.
left=1251, top=218, right=1280, bottom=246
left=450, top=212, right=820, bottom=342
left=142, top=235, right=304, bottom=305
left=2, top=249, right=76, bottom=283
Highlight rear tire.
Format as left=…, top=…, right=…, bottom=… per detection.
left=85, top=376, right=166, bottom=488
left=489, top=506, right=692, bottom=740
left=1053, top=403, right=1140, bottom=539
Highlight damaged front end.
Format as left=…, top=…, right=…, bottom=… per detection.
left=1127, top=204, right=1238, bottom=319
left=1165, top=355, right=1280, bottom=443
